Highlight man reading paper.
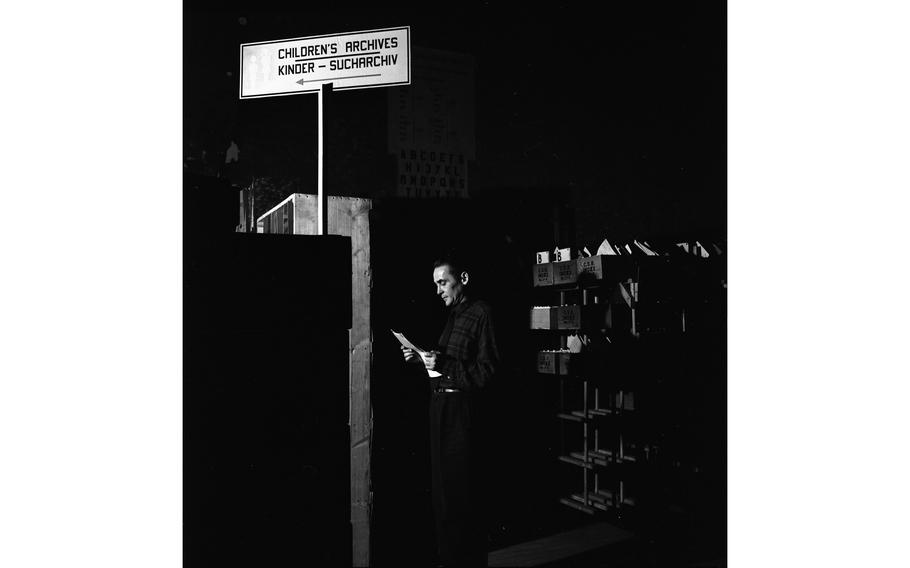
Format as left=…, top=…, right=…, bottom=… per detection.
left=401, top=252, right=499, bottom=568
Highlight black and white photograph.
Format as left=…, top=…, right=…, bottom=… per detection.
left=4, top=2, right=909, bottom=568
left=184, top=4, right=725, bottom=567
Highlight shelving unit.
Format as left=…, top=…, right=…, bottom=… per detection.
left=532, top=250, right=724, bottom=522
left=532, top=255, right=638, bottom=517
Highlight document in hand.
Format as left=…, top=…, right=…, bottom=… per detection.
left=391, top=330, right=442, bottom=378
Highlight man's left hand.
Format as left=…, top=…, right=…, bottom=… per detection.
left=423, top=350, right=439, bottom=371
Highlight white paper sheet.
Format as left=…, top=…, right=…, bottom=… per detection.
left=391, top=330, right=442, bottom=377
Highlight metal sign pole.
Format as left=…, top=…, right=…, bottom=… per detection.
left=318, top=82, right=332, bottom=235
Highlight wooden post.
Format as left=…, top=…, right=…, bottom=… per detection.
left=292, top=194, right=373, bottom=567
left=318, top=83, right=333, bottom=235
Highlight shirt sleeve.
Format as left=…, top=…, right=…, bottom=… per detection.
left=436, top=308, right=499, bottom=391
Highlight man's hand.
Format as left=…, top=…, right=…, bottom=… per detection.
left=401, top=346, right=419, bottom=363
left=423, top=350, right=439, bottom=371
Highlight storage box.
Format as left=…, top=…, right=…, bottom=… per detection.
left=530, top=307, right=557, bottom=329
left=576, top=255, right=634, bottom=282
left=577, top=255, right=604, bottom=280
left=533, top=263, right=554, bottom=287
left=557, top=352, right=577, bottom=376
left=536, top=351, right=557, bottom=374
left=556, top=305, right=581, bottom=329
left=553, top=260, right=577, bottom=285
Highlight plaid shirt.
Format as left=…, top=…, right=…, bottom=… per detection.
left=433, top=297, right=499, bottom=391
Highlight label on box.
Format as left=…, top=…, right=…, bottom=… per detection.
left=557, top=305, right=581, bottom=329
left=536, top=352, right=556, bottom=374
left=577, top=255, right=604, bottom=279
left=536, top=251, right=550, bottom=264
left=554, top=247, right=572, bottom=262
left=533, top=263, right=554, bottom=287
left=553, top=260, right=577, bottom=285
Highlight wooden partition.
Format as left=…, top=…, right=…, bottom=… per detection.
left=259, top=193, right=373, bottom=567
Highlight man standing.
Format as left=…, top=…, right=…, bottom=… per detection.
left=402, top=254, right=499, bottom=568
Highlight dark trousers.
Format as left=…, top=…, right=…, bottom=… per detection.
left=429, top=391, right=486, bottom=568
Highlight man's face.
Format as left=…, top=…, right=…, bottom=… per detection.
left=433, top=265, right=466, bottom=307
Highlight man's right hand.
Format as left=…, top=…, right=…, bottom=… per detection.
left=401, top=346, right=419, bottom=362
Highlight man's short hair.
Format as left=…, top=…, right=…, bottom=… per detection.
left=433, top=250, right=470, bottom=278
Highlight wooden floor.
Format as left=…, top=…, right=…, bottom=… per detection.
left=487, top=522, right=635, bottom=567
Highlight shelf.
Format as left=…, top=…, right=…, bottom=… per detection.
left=556, top=412, right=585, bottom=423
left=570, top=451, right=607, bottom=467
left=559, top=450, right=640, bottom=470
left=559, top=491, right=634, bottom=515
left=591, top=449, right=640, bottom=464
left=558, top=454, right=594, bottom=469
left=558, top=496, right=596, bottom=515
left=535, top=279, right=616, bottom=291
left=587, top=408, right=616, bottom=417
left=573, top=451, right=618, bottom=468
left=587, top=489, right=614, bottom=505
left=559, top=491, right=632, bottom=514
left=557, top=408, right=635, bottom=421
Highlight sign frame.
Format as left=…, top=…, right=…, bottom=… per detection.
left=239, top=26, right=411, bottom=100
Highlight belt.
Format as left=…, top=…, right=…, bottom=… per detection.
left=434, top=388, right=461, bottom=393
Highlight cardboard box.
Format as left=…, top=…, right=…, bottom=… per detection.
left=530, top=307, right=557, bottom=329
left=553, top=260, right=578, bottom=285
left=556, top=305, right=581, bottom=329
left=577, top=255, right=604, bottom=280
left=537, top=351, right=557, bottom=374
left=576, top=255, right=634, bottom=282
left=533, top=263, right=554, bottom=287
left=557, top=352, right=577, bottom=376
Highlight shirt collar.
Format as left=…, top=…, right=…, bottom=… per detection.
left=450, top=295, right=472, bottom=316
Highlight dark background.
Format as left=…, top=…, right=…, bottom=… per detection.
left=184, top=4, right=725, bottom=244
left=184, top=3, right=726, bottom=566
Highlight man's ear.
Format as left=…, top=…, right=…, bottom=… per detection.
left=460, top=271, right=470, bottom=286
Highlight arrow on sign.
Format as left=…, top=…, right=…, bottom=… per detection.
left=296, top=73, right=382, bottom=86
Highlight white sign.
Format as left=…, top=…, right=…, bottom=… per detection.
left=240, top=26, right=410, bottom=99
